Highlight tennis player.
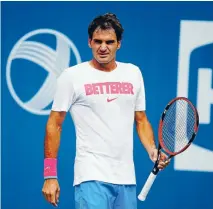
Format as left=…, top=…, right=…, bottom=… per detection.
left=42, top=13, right=169, bottom=209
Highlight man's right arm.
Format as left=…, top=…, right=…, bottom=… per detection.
left=42, top=110, right=66, bottom=207
left=44, top=111, right=66, bottom=158
left=42, top=69, right=74, bottom=206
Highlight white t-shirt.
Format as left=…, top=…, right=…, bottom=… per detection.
left=52, top=61, right=146, bottom=186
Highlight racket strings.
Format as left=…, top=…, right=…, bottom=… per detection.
left=162, top=104, right=178, bottom=152
left=164, top=101, right=195, bottom=152
left=162, top=99, right=196, bottom=154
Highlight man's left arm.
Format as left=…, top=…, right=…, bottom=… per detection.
left=135, top=111, right=169, bottom=169
left=135, top=111, right=156, bottom=159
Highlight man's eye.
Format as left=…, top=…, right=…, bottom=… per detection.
left=106, top=41, right=115, bottom=44
left=94, top=40, right=102, bottom=44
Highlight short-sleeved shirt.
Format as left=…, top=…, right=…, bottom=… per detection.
left=52, top=61, right=146, bottom=186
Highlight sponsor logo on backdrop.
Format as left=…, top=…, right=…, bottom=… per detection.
left=6, top=29, right=81, bottom=115
left=176, top=20, right=213, bottom=172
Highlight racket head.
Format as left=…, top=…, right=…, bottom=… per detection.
left=158, top=97, right=199, bottom=156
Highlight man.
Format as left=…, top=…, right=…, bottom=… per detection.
left=42, top=13, right=169, bottom=209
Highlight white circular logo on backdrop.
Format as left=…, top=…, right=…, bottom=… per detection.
left=6, top=29, right=81, bottom=115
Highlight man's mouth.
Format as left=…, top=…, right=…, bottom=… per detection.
left=98, top=53, right=109, bottom=57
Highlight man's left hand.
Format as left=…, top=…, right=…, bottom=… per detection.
left=149, top=148, right=170, bottom=170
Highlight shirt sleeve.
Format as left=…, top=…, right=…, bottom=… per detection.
left=135, top=69, right=146, bottom=111
left=51, top=70, right=75, bottom=112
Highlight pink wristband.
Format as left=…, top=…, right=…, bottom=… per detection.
left=44, top=158, right=57, bottom=179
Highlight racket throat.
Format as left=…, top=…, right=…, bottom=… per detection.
left=152, top=162, right=159, bottom=175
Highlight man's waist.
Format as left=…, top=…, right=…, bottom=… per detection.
left=75, top=148, right=133, bottom=163
left=73, top=155, right=136, bottom=186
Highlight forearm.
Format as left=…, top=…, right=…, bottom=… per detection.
left=44, top=119, right=62, bottom=158
left=136, top=120, right=156, bottom=154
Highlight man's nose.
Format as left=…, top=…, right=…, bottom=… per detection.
left=100, top=43, right=107, bottom=51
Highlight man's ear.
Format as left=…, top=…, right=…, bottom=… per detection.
left=88, top=38, right=92, bottom=48
left=117, top=41, right=121, bottom=49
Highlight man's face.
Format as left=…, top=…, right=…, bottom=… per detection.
left=88, top=28, right=121, bottom=64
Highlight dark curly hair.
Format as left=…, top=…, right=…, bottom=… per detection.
left=88, top=13, right=124, bottom=41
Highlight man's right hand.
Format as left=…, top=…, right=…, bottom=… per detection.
left=42, top=179, right=60, bottom=207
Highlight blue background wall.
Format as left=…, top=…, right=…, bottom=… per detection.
left=2, top=2, right=213, bottom=209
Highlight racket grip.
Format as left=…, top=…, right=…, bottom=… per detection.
left=138, top=172, right=157, bottom=201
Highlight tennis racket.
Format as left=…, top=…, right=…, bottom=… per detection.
left=138, top=97, right=199, bottom=201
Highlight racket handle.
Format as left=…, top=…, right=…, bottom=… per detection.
left=138, top=172, right=157, bottom=201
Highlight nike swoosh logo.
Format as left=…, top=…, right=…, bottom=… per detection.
left=107, top=97, right=118, bottom=102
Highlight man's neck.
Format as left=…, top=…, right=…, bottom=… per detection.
left=89, top=59, right=117, bottom=72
